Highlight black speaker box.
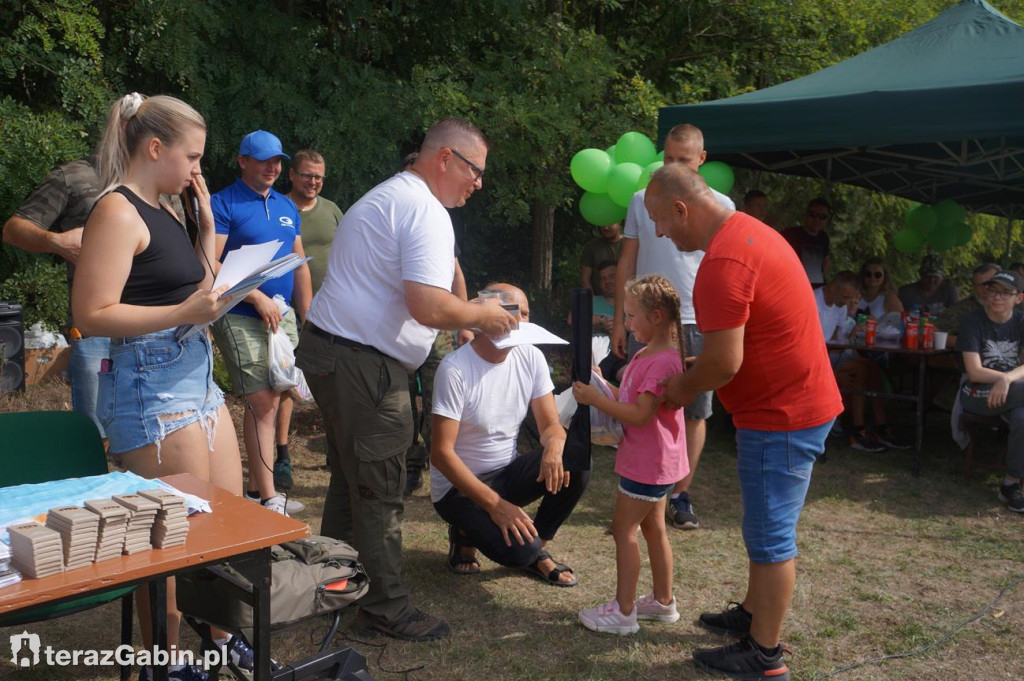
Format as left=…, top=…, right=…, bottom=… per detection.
left=0, top=301, right=25, bottom=395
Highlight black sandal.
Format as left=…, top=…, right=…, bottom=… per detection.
left=446, top=525, right=480, bottom=575
left=521, top=550, right=577, bottom=587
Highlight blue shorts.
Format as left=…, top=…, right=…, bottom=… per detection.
left=618, top=476, right=675, bottom=502
left=97, top=328, right=224, bottom=458
left=736, top=420, right=833, bottom=564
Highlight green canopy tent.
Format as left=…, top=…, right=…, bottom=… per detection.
left=658, top=0, right=1024, bottom=219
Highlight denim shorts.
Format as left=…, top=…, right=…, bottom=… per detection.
left=619, top=476, right=675, bottom=502
left=97, top=327, right=224, bottom=458
left=736, top=419, right=833, bottom=564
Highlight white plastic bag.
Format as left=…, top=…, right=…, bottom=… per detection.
left=555, top=388, right=577, bottom=429
left=589, top=370, right=623, bottom=446
left=267, top=295, right=311, bottom=400
left=268, top=325, right=300, bottom=391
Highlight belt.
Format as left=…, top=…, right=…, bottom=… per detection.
left=307, top=324, right=384, bottom=356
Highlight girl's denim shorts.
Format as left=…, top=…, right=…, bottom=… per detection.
left=618, top=476, right=675, bottom=502
left=97, top=327, right=224, bottom=458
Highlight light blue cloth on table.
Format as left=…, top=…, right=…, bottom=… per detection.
left=0, top=471, right=211, bottom=544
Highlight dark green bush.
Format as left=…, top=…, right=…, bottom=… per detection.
left=0, top=258, right=68, bottom=333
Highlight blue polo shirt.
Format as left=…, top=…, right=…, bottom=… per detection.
left=212, top=178, right=302, bottom=320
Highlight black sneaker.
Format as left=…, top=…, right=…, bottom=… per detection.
left=353, top=608, right=450, bottom=642
left=668, top=493, right=700, bottom=529
left=693, top=635, right=789, bottom=680
left=404, top=468, right=424, bottom=498
left=872, top=426, right=912, bottom=450
left=698, top=601, right=752, bottom=636
left=849, top=429, right=886, bottom=452
left=998, top=481, right=1024, bottom=513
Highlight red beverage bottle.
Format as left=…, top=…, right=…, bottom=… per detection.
left=905, top=323, right=919, bottom=349
left=865, top=318, right=877, bottom=348
left=923, top=323, right=935, bottom=350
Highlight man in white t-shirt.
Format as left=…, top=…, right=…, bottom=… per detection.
left=815, top=271, right=909, bottom=452
left=431, top=285, right=588, bottom=586
left=295, top=118, right=516, bottom=643
left=610, top=123, right=735, bottom=532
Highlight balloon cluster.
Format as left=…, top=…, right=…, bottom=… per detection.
left=570, top=131, right=735, bottom=226
left=893, top=199, right=972, bottom=253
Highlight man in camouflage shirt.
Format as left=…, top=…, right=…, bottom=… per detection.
left=2, top=157, right=108, bottom=433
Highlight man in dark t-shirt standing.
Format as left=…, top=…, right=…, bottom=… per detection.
left=957, top=270, right=1024, bottom=513
left=780, top=197, right=832, bottom=287
left=1, top=157, right=107, bottom=434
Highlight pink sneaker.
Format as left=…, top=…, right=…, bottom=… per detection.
left=579, top=598, right=639, bottom=635
left=635, top=593, right=680, bottom=623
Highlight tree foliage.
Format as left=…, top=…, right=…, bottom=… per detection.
left=1, top=0, right=1022, bottom=324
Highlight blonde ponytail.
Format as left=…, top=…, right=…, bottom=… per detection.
left=97, top=93, right=207, bottom=188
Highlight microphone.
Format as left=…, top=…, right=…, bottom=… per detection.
left=187, top=186, right=199, bottom=226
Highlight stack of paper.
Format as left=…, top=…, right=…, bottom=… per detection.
left=8, top=522, right=64, bottom=578
left=140, top=490, right=189, bottom=548
left=85, top=499, right=130, bottom=562
left=45, top=506, right=100, bottom=570
left=113, top=495, right=159, bottom=554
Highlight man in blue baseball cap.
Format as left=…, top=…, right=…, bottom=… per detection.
left=210, top=130, right=312, bottom=516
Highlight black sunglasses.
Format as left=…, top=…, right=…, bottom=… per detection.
left=449, top=148, right=485, bottom=180
left=807, top=210, right=830, bottom=220
left=863, top=271, right=884, bottom=279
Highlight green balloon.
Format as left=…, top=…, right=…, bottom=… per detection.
left=656, top=150, right=665, bottom=162
left=930, top=223, right=957, bottom=251
left=699, top=161, right=735, bottom=194
left=605, top=144, right=616, bottom=159
left=905, top=205, right=938, bottom=235
left=580, top=191, right=627, bottom=226
left=934, top=199, right=967, bottom=228
left=607, top=162, right=644, bottom=207
left=893, top=228, right=926, bottom=253
left=903, top=202, right=921, bottom=221
left=952, top=221, right=973, bottom=246
left=637, top=161, right=664, bottom=190
left=570, top=148, right=613, bottom=193
left=615, top=132, right=657, bottom=166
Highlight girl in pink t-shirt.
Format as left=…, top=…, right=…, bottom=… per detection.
left=572, top=275, right=689, bottom=635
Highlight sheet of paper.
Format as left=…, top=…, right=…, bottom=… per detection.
left=213, top=240, right=283, bottom=290
left=492, top=321, right=569, bottom=349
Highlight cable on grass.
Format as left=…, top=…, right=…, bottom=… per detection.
left=811, top=572, right=1024, bottom=679
left=341, top=633, right=426, bottom=679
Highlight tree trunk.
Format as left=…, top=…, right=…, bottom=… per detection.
left=531, top=201, right=554, bottom=294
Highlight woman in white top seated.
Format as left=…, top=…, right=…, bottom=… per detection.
left=856, top=257, right=904, bottom=318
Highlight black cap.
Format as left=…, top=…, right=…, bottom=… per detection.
left=985, top=270, right=1023, bottom=293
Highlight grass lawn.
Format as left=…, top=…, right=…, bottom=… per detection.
left=2, top=383, right=1023, bottom=680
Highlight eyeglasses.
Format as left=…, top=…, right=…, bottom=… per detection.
left=807, top=210, right=830, bottom=220
left=988, top=289, right=1018, bottom=300
left=294, top=171, right=325, bottom=183
left=863, top=271, right=884, bottom=279
left=449, top=148, right=485, bottom=181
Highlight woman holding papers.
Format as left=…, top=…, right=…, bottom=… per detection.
left=72, top=93, right=244, bottom=681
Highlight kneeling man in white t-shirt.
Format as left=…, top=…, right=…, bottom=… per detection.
left=430, top=284, right=589, bottom=586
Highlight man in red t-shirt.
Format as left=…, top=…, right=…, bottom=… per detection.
left=646, top=165, right=842, bottom=681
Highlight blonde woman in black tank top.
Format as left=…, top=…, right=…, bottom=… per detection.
left=72, top=93, right=244, bottom=681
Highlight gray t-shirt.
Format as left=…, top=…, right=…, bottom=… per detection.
left=957, top=308, right=1024, bottom=374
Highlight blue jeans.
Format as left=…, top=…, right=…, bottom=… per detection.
left=736, top=419, right=833, bottom=564
left=69, top=336, right=110, bottom=437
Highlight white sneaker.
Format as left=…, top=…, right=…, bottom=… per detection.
left=248, top=492, right=303, bottom=514
left=635, top=593, right=680, bottom=623
left=262, top=494, right=288, bottom=515
left=579, top=598, right=639, bottom=635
